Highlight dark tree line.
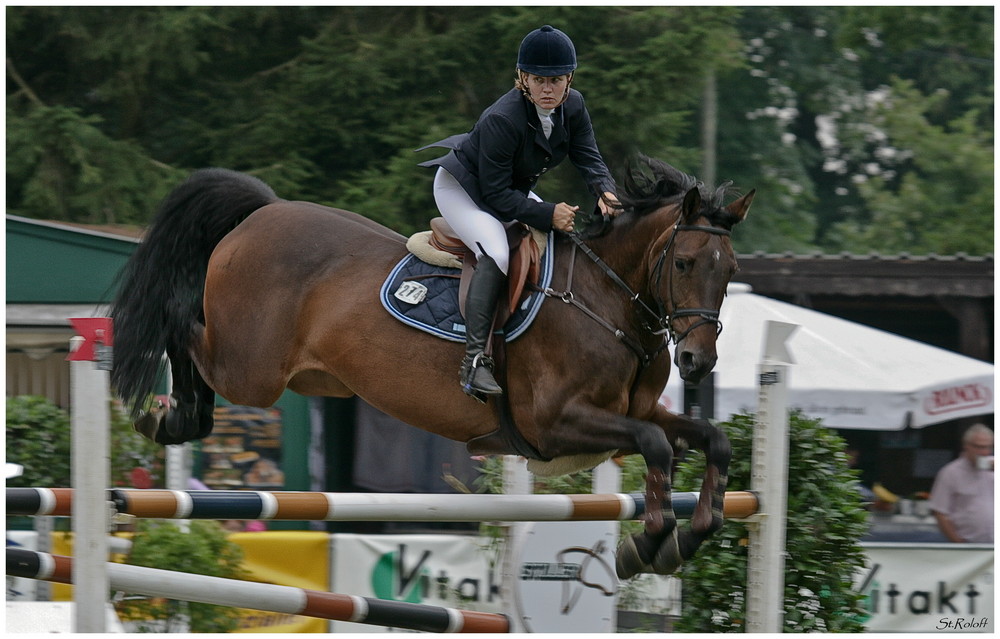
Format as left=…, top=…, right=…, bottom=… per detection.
left=7, top=6, right=993, bottom=254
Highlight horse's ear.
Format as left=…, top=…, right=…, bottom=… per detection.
left=724, top=188, right=755, bottom=224
left=681, top=187, right=702, bottom=224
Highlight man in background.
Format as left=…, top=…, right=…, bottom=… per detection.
left=930, top=423, right=994, bottom=543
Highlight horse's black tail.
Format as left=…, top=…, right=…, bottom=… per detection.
left=110, top=168, right=279, bottom=416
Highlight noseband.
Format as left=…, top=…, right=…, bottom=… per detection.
left=651, top=221, right=732, bottom=345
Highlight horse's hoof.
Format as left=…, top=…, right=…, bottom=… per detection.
left=677, top=527, right=708, bottom=562
left=651, top=528, right=683, bottom=575
left=615, top=535, right=650, bottom=580
left=133, top=410, right=164, bottom=443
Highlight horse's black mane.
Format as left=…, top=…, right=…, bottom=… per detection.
left=582, top=156, right=741, bottom=237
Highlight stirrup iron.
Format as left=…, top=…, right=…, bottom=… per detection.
left=461, top=353, right=502, bottom=397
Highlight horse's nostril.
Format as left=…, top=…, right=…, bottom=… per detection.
left=679, top=350, right=695, bottom=370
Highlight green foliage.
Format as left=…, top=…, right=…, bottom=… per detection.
left=5, top=105, right=184, bottom=223
left=721, top=7, right=868, bottom=250
left=672, top=412, right=869, bottom=633
left=5, top=396, right=72, bottom=487
left=5, top=6, right=993, bottom=255
left=5, top=395, right=163, bottom=488
left=828, top=78, right=994, bottom=254
left=719, top=6, right=993, bottom=254
left=838, top=6, right=994, bottom=129
left=118, top=519, right=247, bottom=633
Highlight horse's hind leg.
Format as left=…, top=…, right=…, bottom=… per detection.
left=650, top=406, right=732, bottom=574
left=134, top=348, right=216, bottom=445
left=163, top=357, right=216, bottom=443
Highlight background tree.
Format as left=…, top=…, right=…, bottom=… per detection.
left=5, top=395, right=72, bottom=487
left=702, top=5, right=993, bottom=253
left=6, top=6, right=993, bottom=254
left=829, top=78, right=993, bottom=254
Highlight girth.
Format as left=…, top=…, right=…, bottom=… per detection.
left=425, top=218, right=550, bottom=461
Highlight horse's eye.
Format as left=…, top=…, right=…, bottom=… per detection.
left=674, top=259, right=688, bottom=273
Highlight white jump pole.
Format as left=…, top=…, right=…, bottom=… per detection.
left=163, top=357, right=194, bottom=496
left=745, top=320, right=797, bottom=633
left=591, top=458, right=622, bottom=495
left=68, top=319, right=112, bottom=632
left=8, top=549, right=511, bottom=633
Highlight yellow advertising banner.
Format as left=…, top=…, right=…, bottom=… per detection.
left=47, top=530, right=330, bottom=633
left=227, top=531, right=330, bottom=633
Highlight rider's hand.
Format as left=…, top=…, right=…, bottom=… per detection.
left=553, top=202, right=579, bottom=232
left=598, top=191, right=622, bottom=217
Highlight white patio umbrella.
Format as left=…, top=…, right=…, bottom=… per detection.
left=661, top=283, right=994, bottom=430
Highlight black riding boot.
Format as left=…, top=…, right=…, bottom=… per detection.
left=460, top=254, right=505, bottom=397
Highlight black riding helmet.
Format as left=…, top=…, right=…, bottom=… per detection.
left=516, top=25, right=577, bottom=76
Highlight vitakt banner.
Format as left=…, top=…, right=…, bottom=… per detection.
left=857, top=543, right=993, bottom=632
left=328, top=533, right=502, bottom=633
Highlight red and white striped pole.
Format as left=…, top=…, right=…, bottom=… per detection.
left=7, top=549, right=510, bottom=633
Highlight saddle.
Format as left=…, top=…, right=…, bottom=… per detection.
left=425, top=217, right=543, bottom=318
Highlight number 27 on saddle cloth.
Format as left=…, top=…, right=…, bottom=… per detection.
left=383, top=219, right=552, bottom=342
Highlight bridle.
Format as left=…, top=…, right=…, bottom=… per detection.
left=649, top=220, right=732, bottom=345
left=540, top=216, right=731, bottom=366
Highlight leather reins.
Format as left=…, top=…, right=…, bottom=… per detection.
left=537, top=218, right=731, bottom=368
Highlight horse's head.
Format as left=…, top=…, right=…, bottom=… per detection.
left=658, top=185, right=754, bottom=382
left=583, top=157, right=754, bottom=383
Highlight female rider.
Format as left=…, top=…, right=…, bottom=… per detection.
left=419, top=25, right=620, bottom=398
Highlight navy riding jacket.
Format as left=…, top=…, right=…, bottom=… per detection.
left=418, top=88, right=616, bottom=232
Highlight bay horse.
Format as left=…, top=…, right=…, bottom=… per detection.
left=109, top=157, right=753, bottom=579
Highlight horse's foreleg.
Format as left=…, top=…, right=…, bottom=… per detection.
left=651, top=406, right=732, bottom=574
left=613, top=423, right=678, bottom=580
left=532, top=407, right=678, bottom=580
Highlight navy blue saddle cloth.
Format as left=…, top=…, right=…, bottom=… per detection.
left=380, top=233, right=554, bottom=342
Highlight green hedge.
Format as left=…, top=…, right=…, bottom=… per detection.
left=117, top=520, right=247, bottom=633
left=6, top=395, right=162, bottom=489
left=672, top=412, right=869, bottom=632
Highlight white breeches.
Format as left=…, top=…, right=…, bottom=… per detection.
left=432, top=167, right=542, bottom=276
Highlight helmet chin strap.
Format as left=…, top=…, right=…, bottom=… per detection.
left=516, top=70, right=574, bottom=108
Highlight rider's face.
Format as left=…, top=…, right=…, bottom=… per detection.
left=526, top=73, right=569, bottom=109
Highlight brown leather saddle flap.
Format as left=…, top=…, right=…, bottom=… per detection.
left=430, top=217, right=542, bottom=316
left=508, top=226, right=541, bottom=314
